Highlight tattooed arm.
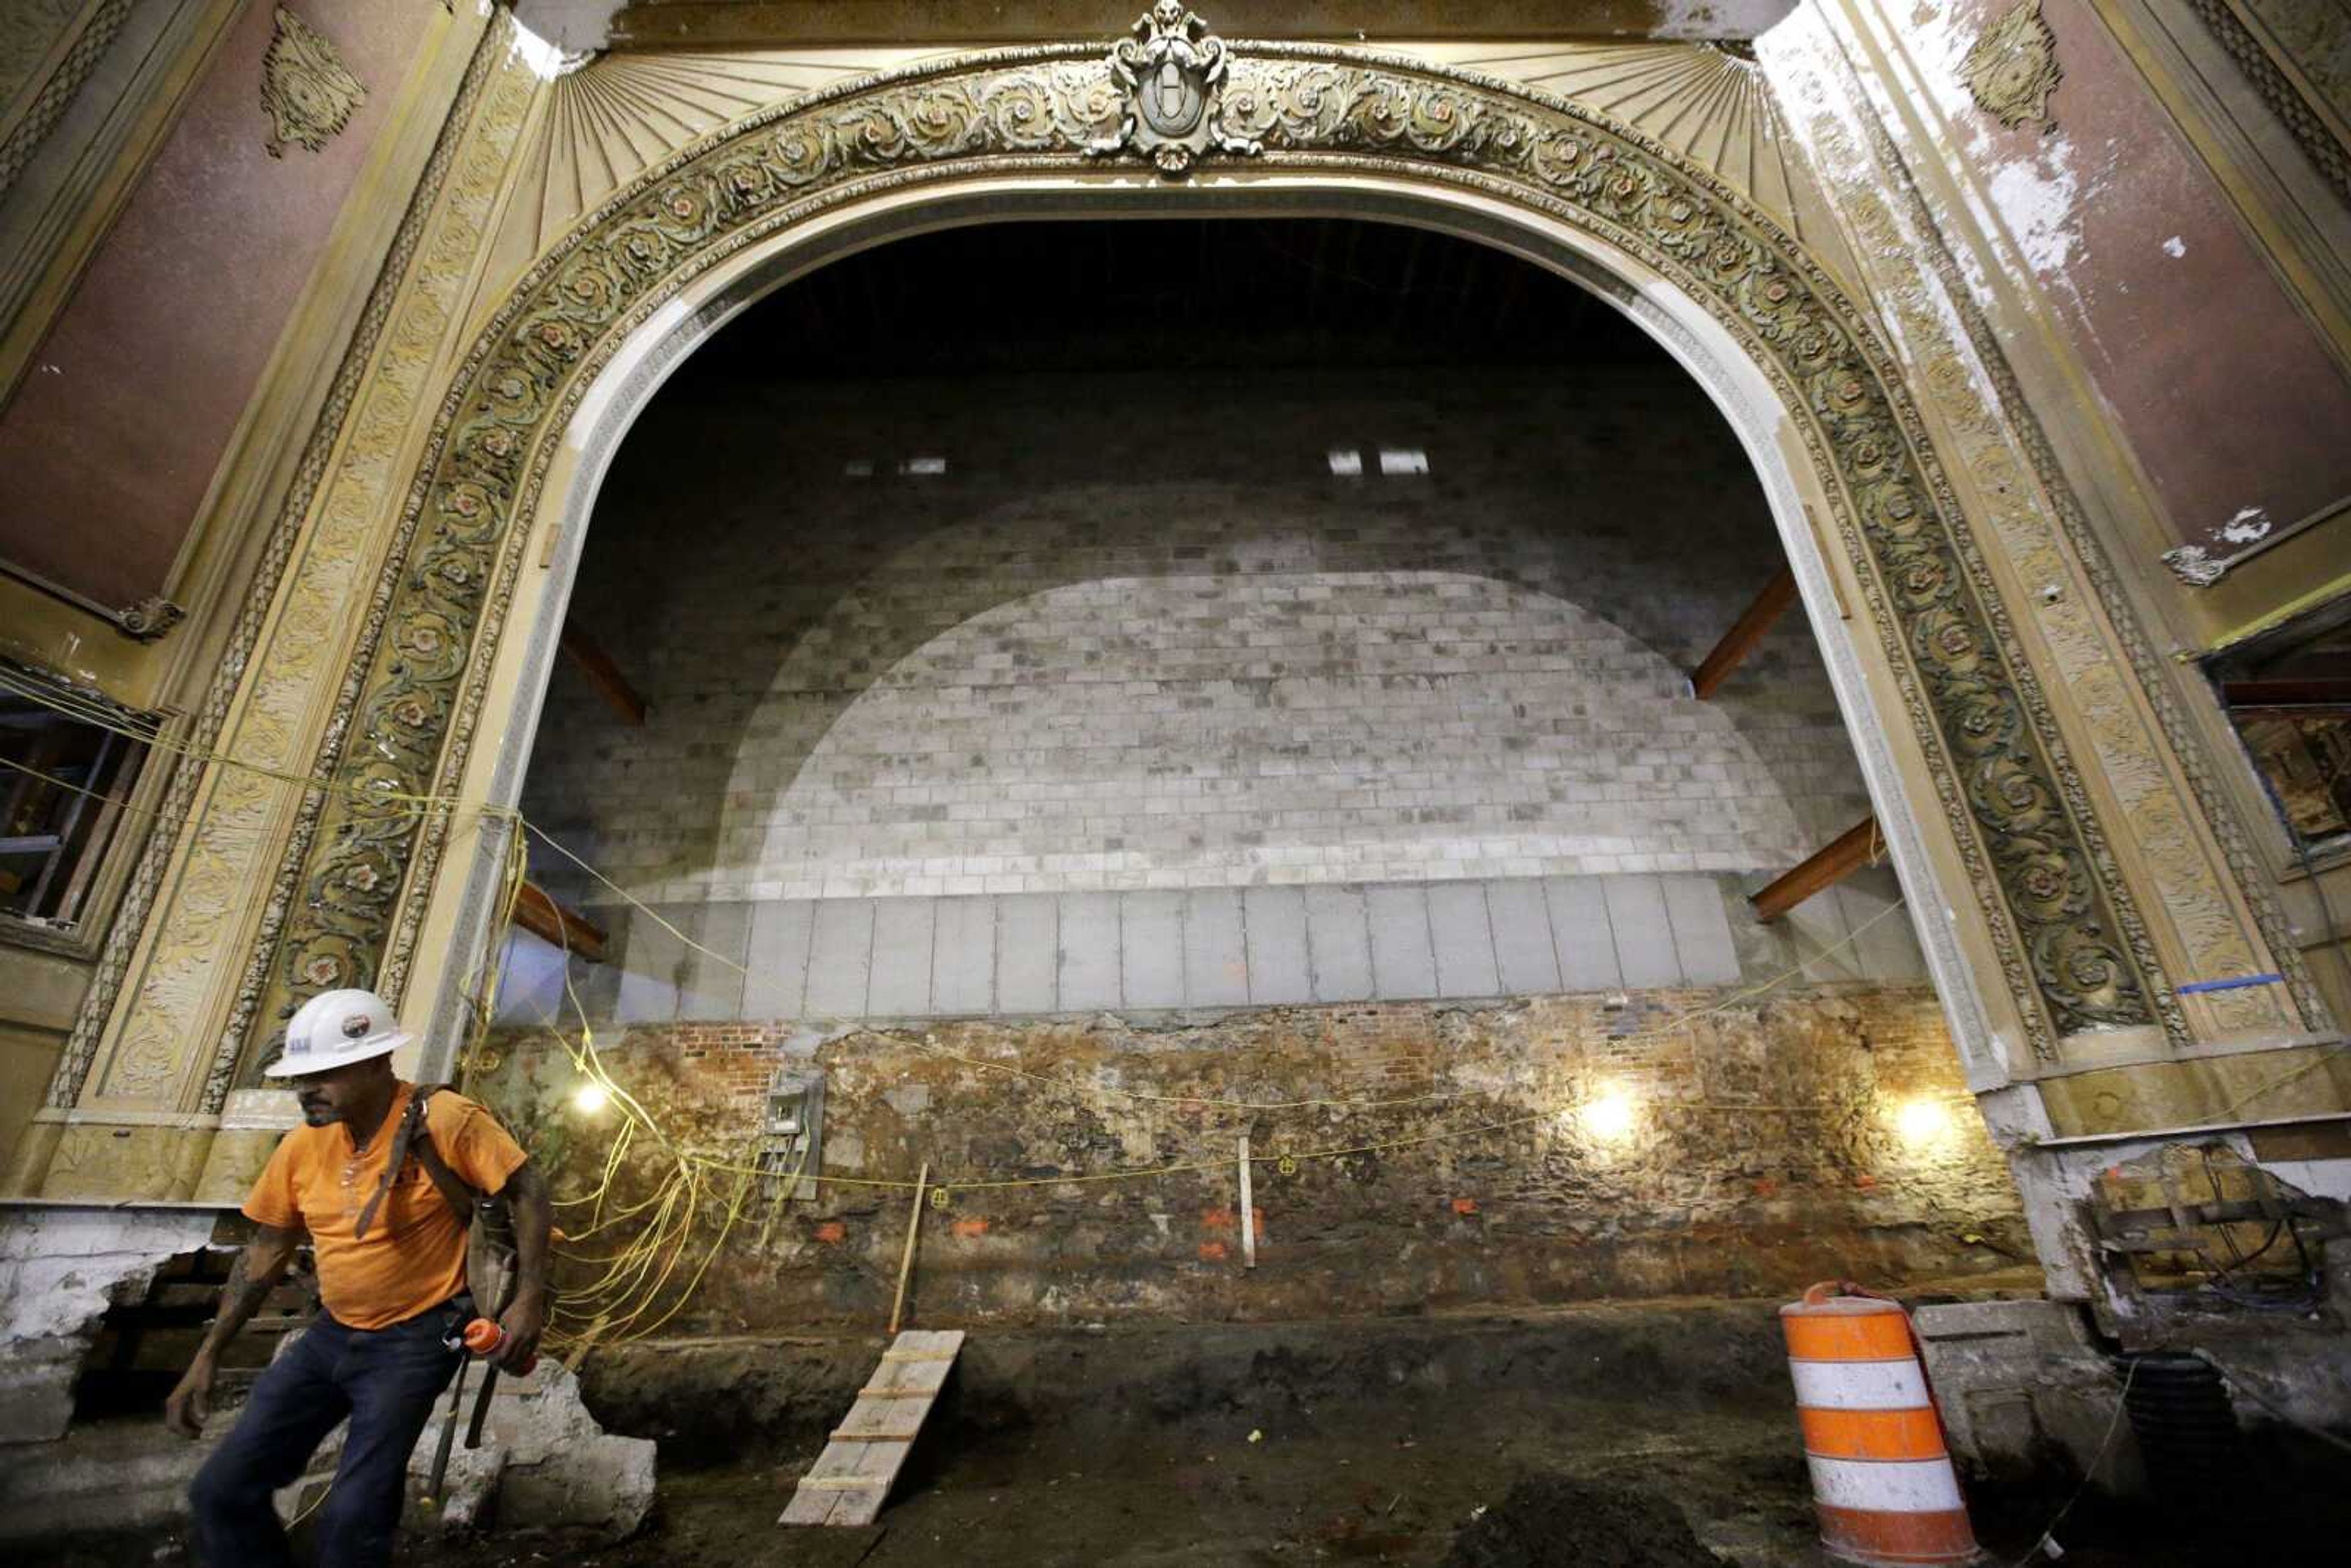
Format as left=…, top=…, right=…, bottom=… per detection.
left=164, top=1223, right=301, bottom=1438
left=491, top=1161, right=552, bottom=1372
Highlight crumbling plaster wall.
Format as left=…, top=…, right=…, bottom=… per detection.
left=0, top=1206, right=216, bottom=1443
left=480, top=983, right=2029, bottom=1332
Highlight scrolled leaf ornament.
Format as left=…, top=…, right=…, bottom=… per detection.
left=1086, top=4, right=1261, bottom=176
left=1962, top=0, right=2063, bottom=133
left=244, top=36, right=2162, bottom=1075
left=115, top=595, right=186, bottom=641
left=260, top=6, right=364, bottom=158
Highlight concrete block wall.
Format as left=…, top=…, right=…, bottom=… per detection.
left=522, top=365, right=1868, bottom=912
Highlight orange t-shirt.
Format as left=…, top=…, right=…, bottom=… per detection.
left=244, top=1082, right=530, bottom=1330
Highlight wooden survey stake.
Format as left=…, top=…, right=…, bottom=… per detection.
left=1238, top=1135, right=1256, bottom=1269
left=779, top=1329, right=965, bottom=1527
left=889, top=1161, right=928, bottom=1336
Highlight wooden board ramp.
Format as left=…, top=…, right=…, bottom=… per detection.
left=780, top=1329, right=965, bottom=1526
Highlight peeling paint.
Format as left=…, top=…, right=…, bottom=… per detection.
left=2219, top=506, right=2272, bottom=546
left=1985, top=143, right=2085, bottom=274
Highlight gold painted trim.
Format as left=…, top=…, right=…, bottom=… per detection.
left=1801, top=2, right=2315, bottom=1032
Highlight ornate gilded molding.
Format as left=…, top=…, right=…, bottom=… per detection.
left=233, top=32, right=2159, bottom=1071
left=1774, top=10, right=2314, bottom=1038
left=260, top=6, right=362, bottom=159
left=2188, top=0, right=2351, bottom=203
left=0, top=0, right=132, bottom=199
left=2239, top=0, right=2351, bottom=133
left=115, top=594, right=185, bottom=640
left=0, top=1, right=84, bottom=107
left=1085, top=4, right=1259, bottom=176
left=1427, top=42, right=1812, bottom=244
left=487, top=47, right=918, bottom=290
left=1962, top=1, right=2063, bottom=133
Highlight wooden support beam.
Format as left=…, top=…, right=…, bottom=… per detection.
left=2221, top=677, right=2351, bottom=711
left=511, top=880, right=608, bottom=962
left=558, top=620, right=648, bottom=726
left=1750, top=816, right=1880, bottom=924
left=1690, top=566, right=1799, bottom=700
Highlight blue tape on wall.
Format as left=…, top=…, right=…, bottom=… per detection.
left=2176, top=972, right=2285, bottom=995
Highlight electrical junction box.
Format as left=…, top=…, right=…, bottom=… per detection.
left=758, top=1067, right=823, bottom=1202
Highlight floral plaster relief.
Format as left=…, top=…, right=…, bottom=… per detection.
left=261, top=6, right=366, bottom=157
left=214, top=34, right=2180, bottom=1081
left=1960, top=0, right=2063, bottom=131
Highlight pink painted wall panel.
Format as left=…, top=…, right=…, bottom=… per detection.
left=1963, top=0, right=2351, bottom=555
left=0, top=1, right=435, bottom=613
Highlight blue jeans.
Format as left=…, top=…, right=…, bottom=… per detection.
left=189, top=1304, right=462, bottom=1568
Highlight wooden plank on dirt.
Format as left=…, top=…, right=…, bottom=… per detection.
left=882, top=1329, right=962, bottom=1360
left=860, top=1352, right=953, bottom=1398
left=779, top=1486, right=842, bottom=1525
left=780, top=1329, right=964, bottom=1528
left=826, top=1439, right=910, bottom=1529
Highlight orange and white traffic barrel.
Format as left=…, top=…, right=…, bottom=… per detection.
left=1780, top=1281, right=1979, bottom=1566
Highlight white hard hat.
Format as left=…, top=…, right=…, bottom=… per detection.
left=264, top=988, right=412, bottom=1078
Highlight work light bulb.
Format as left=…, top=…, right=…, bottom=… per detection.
left=1893, top=1096, right=1949, bottom=1146
left=1579, top=1087, right=1638, bottom=1144
left=572, top=1081, right=610, bottom=1117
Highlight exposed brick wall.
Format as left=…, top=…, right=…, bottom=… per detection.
left=481, top=985, right=2028, bottom=1330
left=523, top=364, right=1866, bottom=906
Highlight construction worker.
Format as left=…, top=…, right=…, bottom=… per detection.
left=166, top=988, right=552, bottom=1568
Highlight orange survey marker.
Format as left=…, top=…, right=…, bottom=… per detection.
left=1780, top=1280, right=1979, bottom=1566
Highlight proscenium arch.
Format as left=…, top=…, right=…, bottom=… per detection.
left=230, top=42, right=2180, bottom=1095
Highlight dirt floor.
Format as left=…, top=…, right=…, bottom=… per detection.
left=408, top=1300, right=2346, bottom=1568
left=42, top=1299, right=2351, bottom=1567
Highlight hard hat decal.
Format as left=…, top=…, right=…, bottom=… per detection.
left=263, top=988, right=410, bottom=1078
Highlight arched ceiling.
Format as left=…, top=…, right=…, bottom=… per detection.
left=669, top=215, right=1668, bottom=379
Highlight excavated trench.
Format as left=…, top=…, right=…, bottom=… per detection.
left=416, top=1300, right=2339, bottom=1566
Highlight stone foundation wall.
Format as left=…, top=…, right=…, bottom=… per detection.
left=478, top=984, right=2028, bottom=1332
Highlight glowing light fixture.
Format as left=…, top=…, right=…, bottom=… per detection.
left=571, top=1081, right=611, bottom=1117
left=1893, top=1096, right=1950, bottom=1146
left=1579, top=1086, right=1639, bottom=1144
